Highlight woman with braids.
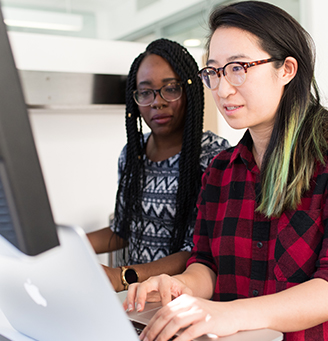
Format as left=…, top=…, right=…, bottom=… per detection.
left=87, top=38, right=229, bottom=292
left=125, top=2, right=328, bottom=341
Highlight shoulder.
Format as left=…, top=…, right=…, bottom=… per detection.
left=209, top=146, right=235, bottom=169
left=201, top=130, right=230, bottom=149
left=199, top=147, right=236, bottom=192
left=199, top=131, right=230, bottom=171
left=118, top=144, right=127, bottom=167
left=118, top=132, right=150, bottom=167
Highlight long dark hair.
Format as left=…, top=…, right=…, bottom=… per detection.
left=114, top=38, right=204, bottom=262
left=207, top=1, right=328, bottom=217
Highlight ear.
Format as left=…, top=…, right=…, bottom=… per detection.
left=280, top=56, right=298, bottom=85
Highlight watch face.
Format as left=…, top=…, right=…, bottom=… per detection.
left=125, top=268, right=138, bottom=284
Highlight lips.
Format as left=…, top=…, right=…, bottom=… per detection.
left=226, top=106, right=241, bottom=110
left=223, top=104, right=243, bottom=114
left=151, top=114, right=173, bottom=124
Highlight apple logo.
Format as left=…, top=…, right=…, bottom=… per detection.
left=24, top=279, right=47, bottom=307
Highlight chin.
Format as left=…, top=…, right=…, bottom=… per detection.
left=224, top=120, right=248, bottom=131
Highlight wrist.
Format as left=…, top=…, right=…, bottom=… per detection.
left=102, top=266, right=124, bottom=292
left=119, top=266, right=139, bottom=290
left=230, top=298, right=268, bottom=332
left=115, top=267, right=126, bottom=292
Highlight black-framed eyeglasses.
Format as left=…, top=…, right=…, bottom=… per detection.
left=133, top=82, right=183, bottom=107
left=198, top=58, right=279, bottom=89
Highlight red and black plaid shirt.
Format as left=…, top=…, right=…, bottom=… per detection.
left=187, top=130, right=328, bottom=340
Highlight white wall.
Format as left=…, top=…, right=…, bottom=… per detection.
left=8, top=33, right=148, bottom=240
left=105, top=0, right=205, bottom=40
left=300, top=0, right=328, bottom=106
left=28, top=108, right=125, bottom=232
left=8, top=32, right=147, bottom=75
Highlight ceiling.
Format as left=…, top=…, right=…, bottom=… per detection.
left=1, top=0, right=300, bottom=48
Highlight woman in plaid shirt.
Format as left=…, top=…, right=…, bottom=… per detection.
left=125, top=1, right=328, bottom=340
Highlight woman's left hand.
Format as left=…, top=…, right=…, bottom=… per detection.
left=139, top=294, right=240, bottom=341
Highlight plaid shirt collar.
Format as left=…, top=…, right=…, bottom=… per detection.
left=228, top=130, right=259, bottom=173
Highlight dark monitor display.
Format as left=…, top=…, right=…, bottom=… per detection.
left=0, top=6, right=59, bottom=255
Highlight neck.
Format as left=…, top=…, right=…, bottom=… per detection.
left=146, top=132, right=183, bottom=162
left=249, top=127, right=273, bottom=169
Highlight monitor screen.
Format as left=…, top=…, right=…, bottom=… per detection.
left=0, top=7, right=59, bottom=255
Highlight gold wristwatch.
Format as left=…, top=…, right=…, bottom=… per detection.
left=120, top=266, right=139, bottom=290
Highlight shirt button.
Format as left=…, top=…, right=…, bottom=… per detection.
left=253, top=289, right=259, bottom=297
left=257, top=242, right=263, bottom=249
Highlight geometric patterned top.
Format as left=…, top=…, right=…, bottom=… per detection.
left=111, top=130, right=230, bottom=264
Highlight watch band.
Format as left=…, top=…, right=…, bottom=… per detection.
left=120, top=266, right=139, bottom=290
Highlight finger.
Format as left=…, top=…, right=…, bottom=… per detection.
left=172, top=316, right=216, bottom=341
left=140, top=305, right=179, bottom=341
left=139, top=305, right=165, bottom=340
left=135, top=276, right=165, bottom=312
left=175, top=322, right=212, bottom=341
left=141, top=297, right=201, bottom=341
left=123, top=283, right=139, bottom=311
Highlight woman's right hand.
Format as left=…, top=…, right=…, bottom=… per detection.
left=124, top=274, right=242, bottom=341
left=123, top=274, right=192, bottom=313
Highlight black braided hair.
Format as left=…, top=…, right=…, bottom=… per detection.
left=114, top=38, right=204, bottom=263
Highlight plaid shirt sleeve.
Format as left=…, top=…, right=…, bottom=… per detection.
left=311, top=163, right=328, bottom=282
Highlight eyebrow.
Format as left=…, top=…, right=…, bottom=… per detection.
left=137, top=77, right=180, bottom=87
left=207, top=54, right=251, bottom=66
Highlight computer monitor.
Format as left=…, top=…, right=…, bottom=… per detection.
left=0, top=6, right=59, bottom=255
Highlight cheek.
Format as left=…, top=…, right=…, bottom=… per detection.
left=253, top=80, right=283, bottom=113
left=211, top=90, right=222, bottom=112
left=138, top=107, right=150, bottom=121
left=173, top=98, right=187, bottom=119
left=249, top=72, right=282, bottom=105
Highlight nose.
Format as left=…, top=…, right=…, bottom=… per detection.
left=216, top=75, right=236, bottom=99
left=151, top=89, right=167, bottom=107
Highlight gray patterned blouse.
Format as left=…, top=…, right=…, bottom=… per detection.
left=111, top=130, right=230, bottom=265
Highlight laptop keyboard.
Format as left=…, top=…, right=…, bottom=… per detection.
left=132, top=321, right=145, bottom=336
left=131, top=321, right=176, bottom=340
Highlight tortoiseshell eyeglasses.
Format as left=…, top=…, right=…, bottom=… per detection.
left=198, top=58, right=280, bottom=89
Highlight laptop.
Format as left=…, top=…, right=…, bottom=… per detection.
left=0, top=224, right=283, bottom=341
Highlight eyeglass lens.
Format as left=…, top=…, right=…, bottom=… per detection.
left=199, top=58, right=278, bottom=89
left=134, top=83, right=182, bottom=106
left=200, top=63, right=246, bottom=89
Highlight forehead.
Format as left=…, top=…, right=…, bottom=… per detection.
left=136, top=54, right=179, bottom=85
left=208, top=26, right=266, bottom=65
